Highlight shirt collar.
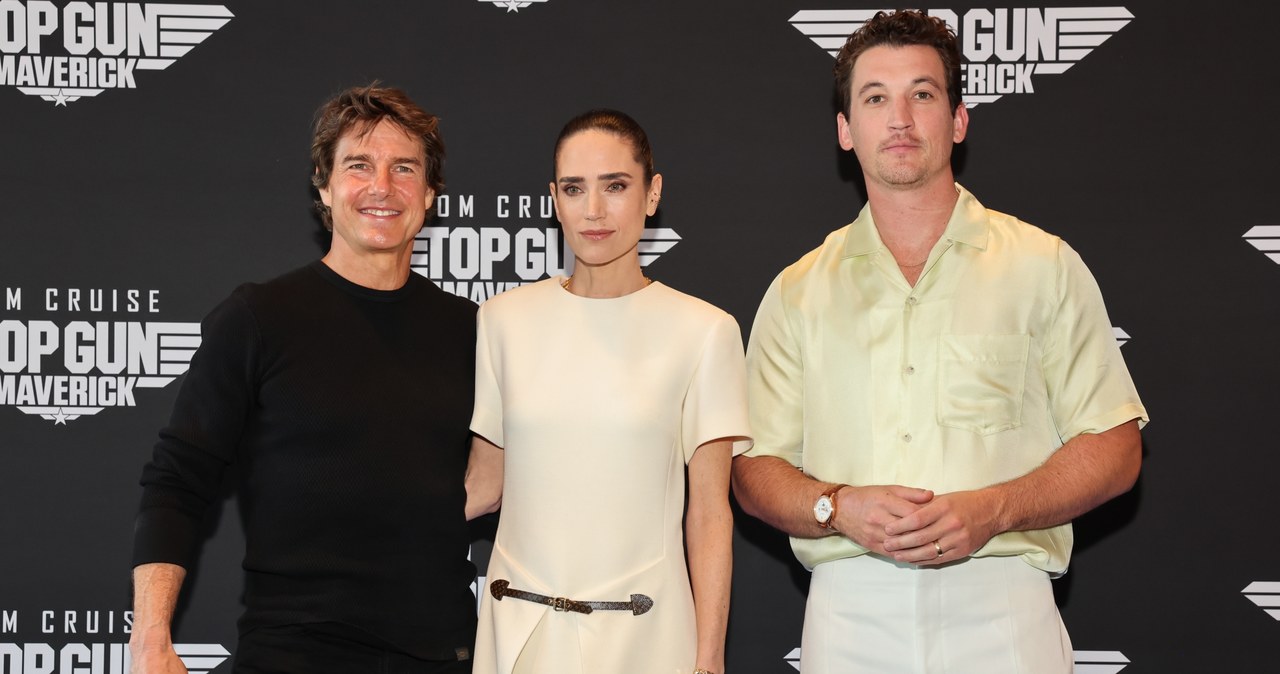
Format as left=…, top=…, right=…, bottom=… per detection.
left=842, top=183, right=989, bottom=259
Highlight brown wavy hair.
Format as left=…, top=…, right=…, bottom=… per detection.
left=833, top=10, right=964, bottom=116
left=310, top=84, right=445, bottom=231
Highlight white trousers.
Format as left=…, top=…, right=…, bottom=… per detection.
left=801, top=554, right=1072, bottom=674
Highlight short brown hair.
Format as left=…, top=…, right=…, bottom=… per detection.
left=310, top=84, right=445, bottom=231
left=833, top=10, right=963, bottom=116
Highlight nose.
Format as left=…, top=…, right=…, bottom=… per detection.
left=585, top=189, right=605, bottom=220
left=888, top=97, right=913, bottom=131
left=368, top=166, right=392, bottom=198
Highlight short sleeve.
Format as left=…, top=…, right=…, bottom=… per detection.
left=743, top=274, right=805, bottom=467
left=1042, top=241, right=1148, bottom=441
left=681, top=311, right=753, bottom=463
left=470, top=302, right=504, bottom=447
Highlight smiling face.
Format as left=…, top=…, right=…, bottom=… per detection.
left=318, top=118, right=435, bottom=264
left=551, top=129, right=662, bottom=272
left=837, top=44, right=968, bottom=193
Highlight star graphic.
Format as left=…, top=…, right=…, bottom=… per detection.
left=53, top=89, right=69, bottom=106
left=53, top=409, right=70, bottom=425
left=503, top=0, right=521, bottom=11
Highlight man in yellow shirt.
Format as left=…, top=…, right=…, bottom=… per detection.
left=731, top=10, right=1147, bottom=673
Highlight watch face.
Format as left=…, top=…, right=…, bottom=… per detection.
left=814, top=495, right=833, bottom=523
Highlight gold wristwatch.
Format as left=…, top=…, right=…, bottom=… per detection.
left=814, top=483, right=847, bottom=529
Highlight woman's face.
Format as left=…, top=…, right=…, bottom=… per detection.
left=551, top=129, right=662, bottom=271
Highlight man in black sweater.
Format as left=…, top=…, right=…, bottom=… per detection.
left=130, top=85, right=478, bottom=673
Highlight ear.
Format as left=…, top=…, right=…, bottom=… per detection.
left=548, top=181, right=560, bottom=220
left=952, top=103, right=969, bottom=144
left=423, top=186, right=436, bottom=214
left=837, top=112, right=855, bottom=151
left=317, top=168, right=332, bottom=207
left=646, top=174, right=663, bottom=217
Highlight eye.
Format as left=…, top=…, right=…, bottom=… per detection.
left=605, top=182, right=627, bottom=193
left=562, top=184, right=582, bottom=195
left=865, top=94, right=885, bottom=105
left=913, top=90, right=934, bottom=100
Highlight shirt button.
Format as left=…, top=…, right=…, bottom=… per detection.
left=905, top=365, right=915, bottom=375
left=903, top=433, right=913, bottom=443
left=907, top=296, right=918, bottom=305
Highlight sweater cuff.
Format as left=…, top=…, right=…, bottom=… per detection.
left=132, top=506, right=201, bottom=569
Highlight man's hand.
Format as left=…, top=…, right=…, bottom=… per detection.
left=880, top=489, right=999, bottom=565
left=833, top=485, right=934, bottom=555
left=880, top=421, right=1144, bottom=566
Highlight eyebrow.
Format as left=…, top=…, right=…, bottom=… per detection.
left=857, top=76, right=943, bottom=97
left=557, top=171, right=634, bottom=184
left=340, top=153, right=423, bottom=166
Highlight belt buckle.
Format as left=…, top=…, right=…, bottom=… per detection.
left=550, top=596, right=572, bottom=612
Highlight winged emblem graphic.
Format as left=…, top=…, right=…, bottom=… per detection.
left=788, top=7, right=1134, bottom=106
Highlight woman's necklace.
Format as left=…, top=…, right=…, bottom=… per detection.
left=561, top=275, right=653, bottom=293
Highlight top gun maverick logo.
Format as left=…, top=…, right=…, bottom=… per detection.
left=0, top=1, right=232, bottom=106
left=790, top=7, right=1133, bottom=106
left=1, top=287, right=200, bottom=425
left=412, top=193, right=680, bottom=304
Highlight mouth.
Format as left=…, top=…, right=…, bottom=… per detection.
left=881, top=135, right=922, bottom=152
left=581, top=229, right=613, bottom=241
left=358, top=208, right=402, bottom=217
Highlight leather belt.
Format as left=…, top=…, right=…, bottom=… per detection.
left=489, top=579, right=654, bottom=616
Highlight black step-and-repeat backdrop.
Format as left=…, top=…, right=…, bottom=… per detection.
left=2, top=2, right=1277, bottom=672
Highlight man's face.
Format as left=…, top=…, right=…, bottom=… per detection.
left=837, top=44, right=968, bottom=192
left=318, top=119, right=434, bottom=260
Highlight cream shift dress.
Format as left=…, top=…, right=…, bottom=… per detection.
left=470, top=277, right=751, bottom=674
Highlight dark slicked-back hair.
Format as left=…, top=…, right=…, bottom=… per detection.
left=310, top=84, right=445, bottom=231
left=833, top=10, right=964, bottom=116
left=553, top=109, right=655, bottom=185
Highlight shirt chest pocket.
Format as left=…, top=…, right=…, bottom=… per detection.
left=937, top=334, right=1030, bottom=436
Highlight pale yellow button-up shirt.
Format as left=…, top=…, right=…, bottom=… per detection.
left=745, top=185, right=1147, bottom=575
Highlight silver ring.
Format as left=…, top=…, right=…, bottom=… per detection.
left=933, top=541, right=943, bottom=558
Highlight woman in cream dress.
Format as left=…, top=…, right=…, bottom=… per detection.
left=465, top=110, right=751, bottom=674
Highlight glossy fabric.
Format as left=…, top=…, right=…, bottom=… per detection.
left=745, top=185, right=1147, bottom=574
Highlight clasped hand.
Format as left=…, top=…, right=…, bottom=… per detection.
left=834, top=486, right=999, bottom=566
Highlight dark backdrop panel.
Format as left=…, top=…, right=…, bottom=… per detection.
left=2, top=2, right=1276, bottom=672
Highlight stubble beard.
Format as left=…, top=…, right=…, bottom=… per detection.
left=874, top=157, right=929, bottom=190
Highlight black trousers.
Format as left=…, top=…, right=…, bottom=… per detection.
left=234, top=624, right=472, bottom=674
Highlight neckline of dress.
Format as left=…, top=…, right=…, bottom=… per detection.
left=555, top=275, right=661, bottom=301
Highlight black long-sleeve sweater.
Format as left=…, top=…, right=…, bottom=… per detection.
left=133, top=261, right=477, bottom=660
